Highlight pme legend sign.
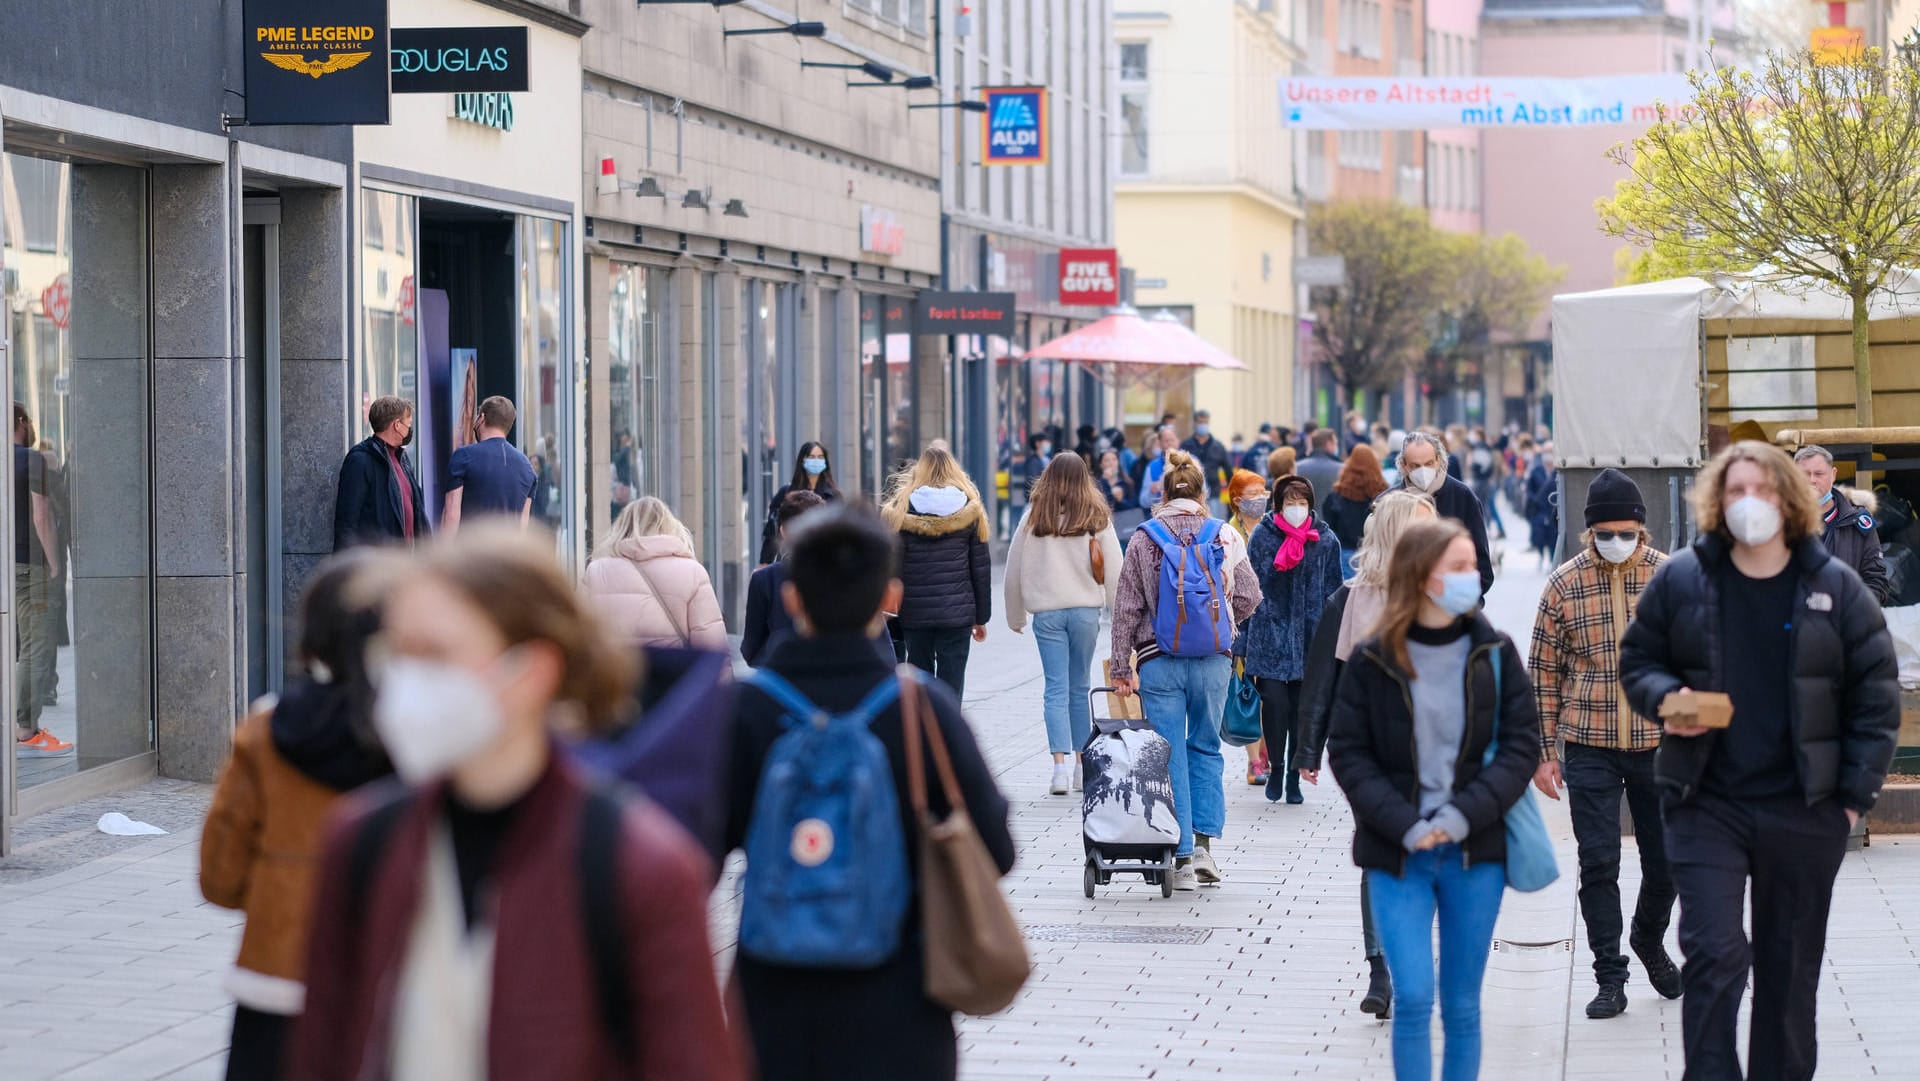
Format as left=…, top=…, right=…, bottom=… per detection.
left=244, top=0, right=391, bottom=125
left=982, top=87, right=1048, bottom=165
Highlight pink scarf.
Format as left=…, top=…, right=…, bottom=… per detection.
left=1272, top=514, right=1320, bottom=572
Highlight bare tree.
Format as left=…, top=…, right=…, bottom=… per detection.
left=1308, top=200, right=1452, bottom=407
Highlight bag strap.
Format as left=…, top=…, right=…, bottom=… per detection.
left=899, top=666, right=966, bottom=820
left=347, top=787, right=414, bottom=927
left=578, top=785, right=633, bottom=1063
left=1089, top=535, right=1106, bottom=586
left=743, top=670, right=824, bottom=729
left=1483, top=643, right=1504, bottom=768
left=629, top=557, right=692, bottom=647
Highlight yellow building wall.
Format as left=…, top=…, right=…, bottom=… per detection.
left=1119, top=188, right=1299, bottom=441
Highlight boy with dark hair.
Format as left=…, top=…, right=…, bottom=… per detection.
left=741, top=489, right=826, bottom=666
left=723, top=503, right=1016, bottom=1081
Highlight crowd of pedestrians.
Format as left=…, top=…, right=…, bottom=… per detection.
left=187, top=394, right=1901, bottom=1081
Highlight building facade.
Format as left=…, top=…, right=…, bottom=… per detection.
left=578, top=0, right=942, bottom=621
left=1115, top=0, right=1303, bottom=442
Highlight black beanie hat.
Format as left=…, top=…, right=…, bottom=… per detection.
left=1585, top=468, right=1645, bottom=527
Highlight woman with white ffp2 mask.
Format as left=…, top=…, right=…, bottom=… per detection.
left=291, top=524, right=744, bottom=1081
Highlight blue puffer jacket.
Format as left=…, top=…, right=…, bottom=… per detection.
left=1238, top=515, right=1344, bottom=681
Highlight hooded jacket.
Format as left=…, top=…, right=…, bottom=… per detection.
left=1238, top=513, right=1344, bottom=681
left=895, top=487, right=992, bottom=629
left=1821, top=486, right=1890, bottom=604
left=200, top=688, right=392, bottom=1014
left=1326, top=613, right=1540, bottom=875
left=1618, top=533, right=1900, bottom=811
left=584, top=536, right=728, bottom=649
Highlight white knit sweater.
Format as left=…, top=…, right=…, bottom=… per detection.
left=1003, top=523, right=1123, bottom=632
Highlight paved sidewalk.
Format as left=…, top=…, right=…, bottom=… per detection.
left=4, top=551, right=1920, bottom=1079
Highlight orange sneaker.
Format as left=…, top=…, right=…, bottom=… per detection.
left=16, top=729, right=74, bottom=757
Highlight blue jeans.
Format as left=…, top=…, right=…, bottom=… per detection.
left=1340, top=547, right=1358, bottom=580
left=1032, top=607, right=1100, bottom=754
left=1137, top=654, right=1230, bottom=858
left=1367, top=846, right=1506, bottom=1081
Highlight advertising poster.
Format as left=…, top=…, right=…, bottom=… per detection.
left=1279, top=75, right=1692, bottom=130
left=243, top=0, right=391, bottom=125
left=450, top=349, right=479, bottom=454
left=418, top=288, right=450, bottom=522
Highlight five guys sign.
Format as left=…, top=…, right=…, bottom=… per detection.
left=1058, top=248, right=1119, bottom=307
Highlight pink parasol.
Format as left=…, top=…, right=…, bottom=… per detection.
left=1025, top=307, right=1245, bottom=388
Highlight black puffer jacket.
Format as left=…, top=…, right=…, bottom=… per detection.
left=1619, top=533, right=1900, bottom=811
left=1327, top=613, right=1539, bottom=875
left=1293, top=585, right=1350, bottom=771
left=895, top=496, right=992, bottom=629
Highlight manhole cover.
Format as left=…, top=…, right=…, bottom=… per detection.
left=1022, top=925, right=1212, bottom=944
left=1493, top=939, right=1572, bottom=953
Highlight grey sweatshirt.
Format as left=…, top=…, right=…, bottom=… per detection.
left=1404, top=628, right=1474, bottom=851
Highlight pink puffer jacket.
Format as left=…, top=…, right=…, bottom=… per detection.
left=584, top=536, right=729, bottom=650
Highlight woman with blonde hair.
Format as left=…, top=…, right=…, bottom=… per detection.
left=584, top=496, right=727, bottom=649
left=1109, top=449, right=1260, bottom=889
left=1328, top=518, right=1539, bottom=1081
left=292, top=524, right=741, bottom=1081
left=1294, top=487, right=1436, bottom=1018
left=885, top=443, right=992, bottom=698
left=1005, top=453, right=1123, bottom=795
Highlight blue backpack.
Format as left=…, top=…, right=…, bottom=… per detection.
left=738, top=670, right=911, bottom=969
left=1142, top=517, right=1233, bottom=658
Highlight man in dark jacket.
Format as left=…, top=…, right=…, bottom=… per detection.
left=1240, top=423, right=1277, bottom=474
left=1179, top=410, right=1234, bottom=513
left=1393, top=431, right=1494, bottom=594
left=333, top=396, right=430, bottom=550
left=725, top=505, right=1015, bottom=1081
left=1619, top=442, right=1899, bottom=1081
left=1794, top=444, right=1890, bottom=604
left=1295, top=428, right=1345, bottom=511
left=742, top=490, right=826, bottom=666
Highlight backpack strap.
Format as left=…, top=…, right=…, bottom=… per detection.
left=1482, top=643, right=1505, bottom=767
left=578, top=784, right=633, bottom=1063
left=1196, top=518, right=1223, bottom=546
left=743, top=670, right=826, bottom=729
left=844, top=676, right=905, bottom=728
left=1141, top=517, right=1175, bottom=549
left=346, top=786, right=414, bottom=927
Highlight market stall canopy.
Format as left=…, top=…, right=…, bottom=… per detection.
left=1551, top=269, right=1920, bottom=470
left=1026, top=307, right=1246, bottom=388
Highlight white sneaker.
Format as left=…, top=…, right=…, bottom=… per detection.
left=1172, top=865, right=1200, bottom=891
left=1071, top=763, right=1083, bottom=792
left=1049, top=763, right=1071, bottom=795
left=1189, top=847, right=1222, bottom=885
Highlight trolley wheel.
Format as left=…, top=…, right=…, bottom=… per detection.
left=1083, top=861, right=1097, bottom=899
left=1160, top=869, right=1174, bottom=898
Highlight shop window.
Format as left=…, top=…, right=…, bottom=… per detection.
left=358, top=189, right=417, bottom=413
left=517, top=216, right=572, bottom=553
left=609, top=263, right=674, bottom=523
left=3, top=152, right=154, bottom=789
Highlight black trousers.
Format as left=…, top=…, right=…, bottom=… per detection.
left=1665, top=793, right=1850, bottom=1081
left=1563, top=742, right=1676, bottom=987
left=903, top=626, right=972, bottom=701
left=225, top=1005, right=290, bottom=1081
left=1255, top=677, right=1303, bottom=801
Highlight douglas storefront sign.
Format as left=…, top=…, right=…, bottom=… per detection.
left=391, top=27, right=530, bottom=94
left=914, top=292, right=1017, bottom=336
left=243, top=0, right=390, bottom=125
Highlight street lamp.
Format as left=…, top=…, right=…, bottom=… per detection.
left=803, top=60, right=895, bottom=82
left=909, top=99, right=988, bottom=113
left=638, top=1, right=745, bottom=5
left=682, top=189, right=711, bottom=210
left=849, top=74, right=936, bottom=90
left=724, top=21, right=827, bottom=37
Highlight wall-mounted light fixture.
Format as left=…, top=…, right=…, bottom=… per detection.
left=849, top=74, right=936, bottom=90
left=724, top=199, right=750, bottom=218
left=682, top=189, right=711, bottom=210
left=724, top=20, right=827, bottom=38
left=803, top=60, right=895, bottom=82
left=909, top=99, right=988, bottom=113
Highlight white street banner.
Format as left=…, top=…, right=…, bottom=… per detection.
left=1280, top=75, right=1693, bottom=130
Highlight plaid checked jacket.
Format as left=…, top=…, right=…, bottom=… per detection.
left=1528, top=541, right=1668, bottom=760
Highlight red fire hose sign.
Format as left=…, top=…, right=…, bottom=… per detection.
left=41, top=275, right=71, bottom=331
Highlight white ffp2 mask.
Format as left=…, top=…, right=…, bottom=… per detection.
left=373, top=657, right=508, bottom=783
left=1725, top=496, right=1783, bottom=547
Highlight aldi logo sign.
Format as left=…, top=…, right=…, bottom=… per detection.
left=982, top=87, right=1049, bottom=166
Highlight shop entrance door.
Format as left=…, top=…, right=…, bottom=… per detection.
left=241, top=201, right=285, bottom=698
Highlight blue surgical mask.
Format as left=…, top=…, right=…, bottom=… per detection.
left=1194, top=424, right=1211, bottom=438
left=1428, top=571, right=1481, bottom=617
left=803, top=458, right=828, bottom=476
left=1820, top=489, right=1834, bottom=505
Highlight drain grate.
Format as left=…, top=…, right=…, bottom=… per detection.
left=1023, top=924, right=1213, bottom=944
left=1492, top=939, right=1572, bottom=953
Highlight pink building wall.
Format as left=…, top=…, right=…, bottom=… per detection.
left=1479, top=23, right=1690, bottom=337
left=1427, top=0, right=1483, bottom=235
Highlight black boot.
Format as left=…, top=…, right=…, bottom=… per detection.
left=1360, top=955, right=1392, bottom=1019
left=1631, top=930, right=1683, bottom=1001
left=1586, top=983, right=1628, bottom=1019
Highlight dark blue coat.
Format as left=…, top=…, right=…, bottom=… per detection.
left=1238, top=516, right=1344, bottom=681
left=333, top=435, right=430, bottom=550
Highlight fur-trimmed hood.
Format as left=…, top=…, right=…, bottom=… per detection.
left=896, top=485, right=988, bottom=539
left=1837, top=486, right=1878, bottom=514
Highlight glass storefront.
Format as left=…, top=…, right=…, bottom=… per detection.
left=2, top=151, right=155, bottom=790
left=357, top=187, right=575, bottom=557
left=740, top=279, right=798, bottom=566
left=608, top=262, right=673, bottom=523
left=858, top=293, right=915, bottom=496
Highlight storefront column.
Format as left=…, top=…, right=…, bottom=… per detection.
left=150, top=163, right=239, bottom=782
left=68, top=164, right=156, bottom=769
left=674, top=259, right=708, bottom=551
left=585, top=251, right=613, bottom=551
left=276, top=188, right=348, bottom=649
left=830, top=290, right=860, bottom=497
left=797, top=282, right=823, bottom=450
left=914, top=333, right=947, bottom=453
left=713, top=270, right=747, bottom=626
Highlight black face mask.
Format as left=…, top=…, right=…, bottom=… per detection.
left=400, top=428, right=413, bottom=447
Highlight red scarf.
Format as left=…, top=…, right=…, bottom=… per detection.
left=1272, top=514, right=1320, bottom=572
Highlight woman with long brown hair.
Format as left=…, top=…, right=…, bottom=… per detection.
left=1326, top=518, right=1538, bottom=1081
left=291, top=524, right=740, bottom=1081
left=1005, top=453, right=1123, bottom=794
left=883, top=442, right=992, bottom=698
left=1324, top=444, right=1390, bottom=579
